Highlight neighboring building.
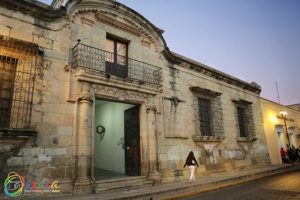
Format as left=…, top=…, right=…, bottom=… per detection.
left=261, top=98, right=300, bottom=165
left=288, top=103, right=300, bottom=112
left=0, top=0, right=271, bottom=196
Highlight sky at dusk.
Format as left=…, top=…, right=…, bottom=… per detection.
left=40, top=0, right=300, bottom=105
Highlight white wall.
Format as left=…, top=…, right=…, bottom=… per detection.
left=94, top=101, right=135, bottom=173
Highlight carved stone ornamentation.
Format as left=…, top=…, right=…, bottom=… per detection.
left=146, top=105, right=157, bottom=113
left=92, top=84, right=151, bottom=103
left=78, top=94, right=94, bottom=103
left=95, top=12, right=141, bottom=36
left=190, top=86, right=221, bottom=97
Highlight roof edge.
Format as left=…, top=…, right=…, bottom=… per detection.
left=0, top=0, right=66, bottom=21
left=261, top=97, right=300, bottom=113
left=163, top=48, right=261, bottom=94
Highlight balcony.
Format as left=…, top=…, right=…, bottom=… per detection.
left=71, top=43, right=162, bottom=87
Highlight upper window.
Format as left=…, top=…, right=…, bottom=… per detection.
left=105, top=38, right=128, bottom=77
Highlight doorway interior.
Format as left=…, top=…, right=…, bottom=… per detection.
left=94, top=99, right=141, bottom=180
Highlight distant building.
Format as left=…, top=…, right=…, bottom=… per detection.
left=287, top=103, right=300, bottom=112
left=0, top=0, right=271, bottom=195
left=261, top=99, right=300, bottom=165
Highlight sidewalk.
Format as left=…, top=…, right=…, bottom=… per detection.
left=8, top=164, right=300, bottom=200
left=56, top=164, right=300, bottom=200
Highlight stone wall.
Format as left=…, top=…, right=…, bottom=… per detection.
left=0, top=2, right=74, bottom=194
left=157, top=63, right=270, bottom=182
left=0, top=0, right=273, bottom=195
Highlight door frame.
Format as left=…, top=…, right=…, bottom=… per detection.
left=92, top=98, right=142, bottom=179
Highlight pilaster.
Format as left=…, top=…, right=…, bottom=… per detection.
left=146, top=104, right=161, bottom=183
left=74, top=94, right=94, bottom=194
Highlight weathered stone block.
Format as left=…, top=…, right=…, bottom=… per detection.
left=57, top=126, right=73, bottom=136
left=33, top=35, right=53, bottom=49
left=22, top=147, right=44, bottom=157
left=7, top=157, right=23, bottom=166
left=45, top=148, right=67, bottom=156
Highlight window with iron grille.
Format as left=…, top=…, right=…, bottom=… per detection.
left=191, top=87, right=224, bottom=141
left=237, top=106, right=247, bottom=137
left=105, top=37, right=128, bottom=78
left=198, top=98, right=212, bottom=136
left=0, top=36, right=38, bottom=130
left=233, top=100, right=256, bottom=140
left=0, top=56, right=17, bottom=128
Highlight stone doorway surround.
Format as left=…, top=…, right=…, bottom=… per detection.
left=70, top=72, right=162, bottom=193
left=93, top=99, right=139, bottom=180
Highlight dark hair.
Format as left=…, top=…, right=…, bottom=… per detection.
left=184, top=151, right=199, bottom=167
left=187, top=151, right=194, bottom=158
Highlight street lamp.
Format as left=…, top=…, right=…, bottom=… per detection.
left=280, top=111, right=291, bottom=148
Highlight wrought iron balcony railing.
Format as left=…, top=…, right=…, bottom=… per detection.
left=71, top=43, right=162, bottom=87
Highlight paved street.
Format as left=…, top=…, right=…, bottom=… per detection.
left=182, top=170, right=300, bottom=200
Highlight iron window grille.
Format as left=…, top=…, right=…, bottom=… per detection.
left=237, top=106, right=247, bottom=137
left=198, top=98, right=213, bottom=136
left=0, top=36, right=39, bottom=131
left=233, top=100, right=256, bottom=141
left=71, top=42, right=162, bottom=87
left=191, top=87, right=224, bottom=141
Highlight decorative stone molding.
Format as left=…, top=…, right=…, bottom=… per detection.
left=275, top=124, right=284, bottom=128
left=164, top=96, right=185, bottom=107
left=163, top=49, right=262, bottom=94
left=0, top=129, right=37, bottom=138
left=81, top=17, right=95, bottom=27
left=78, top=94, right=94, bottom=103
left=192, top=135, right=225, bottom=142
left=90, top=83, right=153, bottom=105
left=76, top=72, right=161, bottom=96
left=236, top=136, right=257, bottom=143
left=146, top=105, right=157, bottom=113
left=0, top=0, right=66, bottom=21
left=95, top=12, right=141, bottom=36
left=232, top=99, right=253, bottom=105
left=64, top=65, right=70, bottom=72
left=288, top=126, right=297, bottom=130
left=190, top=86, right=221, bottom=97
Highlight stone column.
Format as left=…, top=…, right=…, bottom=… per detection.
left=74, top=94, right=93, bottom=194
left=146, top=104, right=161, bottom=183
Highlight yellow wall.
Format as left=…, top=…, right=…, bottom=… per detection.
left=261, top=98, right=300, bottom=165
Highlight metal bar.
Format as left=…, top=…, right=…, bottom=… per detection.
left=72, top=43, right=162, bottom=86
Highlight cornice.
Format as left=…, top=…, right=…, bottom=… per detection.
left=0, top=0, right=66, bottom=22
left=190, top=86, right=221, bottom=97
left=163, top=48, right=261, bottom=94
left=95, top=12, right=141, bottom=36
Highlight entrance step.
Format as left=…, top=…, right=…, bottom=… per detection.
left=93, top=176, right=152, bottom=193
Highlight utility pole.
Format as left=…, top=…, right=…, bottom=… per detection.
left=275, top=81, right=281, bottom=104
left=280, top=111, right=291, bottom=148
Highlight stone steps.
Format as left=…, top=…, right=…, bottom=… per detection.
left=93, top=176, right=152, bottom=193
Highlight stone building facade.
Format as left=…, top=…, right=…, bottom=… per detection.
left=261, top=98, right=300, bottom=165
left=0, top=0, right=271, bottom=196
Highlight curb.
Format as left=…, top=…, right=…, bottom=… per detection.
left=158, top=165, right=299, bottom=200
